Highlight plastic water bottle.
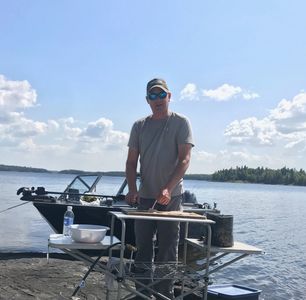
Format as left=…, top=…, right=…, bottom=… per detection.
left=63, top=206, right=74, bottom=236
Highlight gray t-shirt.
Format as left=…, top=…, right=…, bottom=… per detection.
left=128, top=112, right=194, bottom=198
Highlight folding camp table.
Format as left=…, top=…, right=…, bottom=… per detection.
left=47, top=216, right=262, bottom=300
left=108, top=211, right=215, bottom=300
left=186, top=238, right=263, bottom=274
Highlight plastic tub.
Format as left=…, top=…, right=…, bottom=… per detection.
left=70, top=224, right=109, bottom=243
left=208, top=284, right=261, bottom=300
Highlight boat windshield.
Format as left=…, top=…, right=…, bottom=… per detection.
left=57, top=174, right=140, bottom=202
left=58, top=175, right=101, bottom=201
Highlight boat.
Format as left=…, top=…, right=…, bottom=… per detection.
left=17, top=174, right=219, bottom=247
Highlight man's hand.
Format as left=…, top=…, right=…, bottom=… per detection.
left=157, top=188, right=171, bottom=206
left=125, top=191, right=139, bottom=206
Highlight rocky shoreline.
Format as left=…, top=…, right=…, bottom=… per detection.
left=0, top=252, right=117, bottom=300
left=0, top=252, right=203, bottom=300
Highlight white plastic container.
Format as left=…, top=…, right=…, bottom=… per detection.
left=70, top=224, right=109, bottom=243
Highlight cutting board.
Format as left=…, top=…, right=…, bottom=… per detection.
left=122, top=209, right=207, bottom=219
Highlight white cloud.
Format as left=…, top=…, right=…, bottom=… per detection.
left=58, top=117, right=75, bottom=125
left=47, top=120, right=60, bottom=131
left=179, top=83, right=199, bottom=101
left=0, top=74, right=128, bottom=162
left=18, top=138, right=37, bottom=151
left=0, top=135, right=18, bottom=147
left=63, top=124, right=82, bottom=139
left=0, top=114, right=49, bottom=146
left=80, top=117, right=129, bottom=150
left=0, top=111, right=24, bottom=124
left=224, top=92, right=306, bottom=157
left=285, top=136, right=306, bottom=150
left=224, top=117, right=278, bottom=146
left=193, top=150, right=217, bottom=160
left=83, top=118, right=113, bottom=138
left=190, top=147, right=304, bottom=174
left=0, top=113, right=130, bottom=170
left=179, top=82, right=259, bottom=102
left=0, top=75, right=37, bottom=110
left=281, top=131, right=306, bottom=156
left=8, top=117, right=48, bottom=137
left=269, top=92, right=306, bottom=133
left=202, top=84, right=242, bottom=101
left=270, top=93, right=306, bottom=120
left=242, top=92, right=259, bottom=100
left=191, top=149, right=268, bottom=174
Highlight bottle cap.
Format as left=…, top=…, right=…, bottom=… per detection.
left=67, top=206, right=73, bottom=211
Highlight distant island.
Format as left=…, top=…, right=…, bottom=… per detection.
left=0, top=164, right=305, bottom=186
left=0, top=164, right=51, bottom=173
left=210, top=166, right=306, bottom=186
left=0, top=164, right=125, bottom=177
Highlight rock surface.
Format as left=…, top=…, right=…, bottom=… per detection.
left=0, top=253, right=120, bottom=300
left=0, top=251, right=203, bottom=300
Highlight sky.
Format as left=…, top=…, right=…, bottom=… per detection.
left=1, top=1, right=306, bottom=174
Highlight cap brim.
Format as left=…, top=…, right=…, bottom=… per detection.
left=148, top=85, right=169, bottom=93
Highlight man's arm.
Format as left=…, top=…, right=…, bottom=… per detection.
left=157, top=143, right=193, bottom=205
left=125, top=147, right=140, bottom=205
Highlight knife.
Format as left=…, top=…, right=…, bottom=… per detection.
left=149, top=199, right=158, bottom=211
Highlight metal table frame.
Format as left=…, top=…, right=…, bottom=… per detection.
left=186, top=238, right=263, bottom=274
left=47, top=234, right=121, bottom=297
left=47, top=221, right=262, bottom=299
left=109, top=211, right=215, bottom=300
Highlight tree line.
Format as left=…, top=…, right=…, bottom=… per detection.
left=2, top=163, right=306, bottom=186
left=211, top=166, right=306, bottom=186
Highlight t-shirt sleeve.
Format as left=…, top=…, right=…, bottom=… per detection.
left=127, top=122, right=139, bottom=149
left=177, top=117, right=194, bottom=147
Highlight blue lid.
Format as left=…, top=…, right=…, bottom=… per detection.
left=208, top=285, right=261, bottom=297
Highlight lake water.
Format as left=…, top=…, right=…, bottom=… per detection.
left=0, top=171, right=306, bottom=300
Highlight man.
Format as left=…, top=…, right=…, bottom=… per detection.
left=125, top=78, right=194, bottom=299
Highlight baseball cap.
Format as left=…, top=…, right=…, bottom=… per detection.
left=146, top=78, right=169, bottom=94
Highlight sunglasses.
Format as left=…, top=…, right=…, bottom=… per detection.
left=147, top=91, right=168, bottom=101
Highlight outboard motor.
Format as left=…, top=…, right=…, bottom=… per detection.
left=17, top=187, right=34, bottom=200
left=17, top=186, right=56, bottom=202
left=183, top=190, right=197, bottom=204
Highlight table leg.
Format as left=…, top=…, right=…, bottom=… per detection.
left=47, top=238, right=50, bottom=263
left=203, top=225, right=212, bottom=300
left=116, top=219, right=126, bottom=300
